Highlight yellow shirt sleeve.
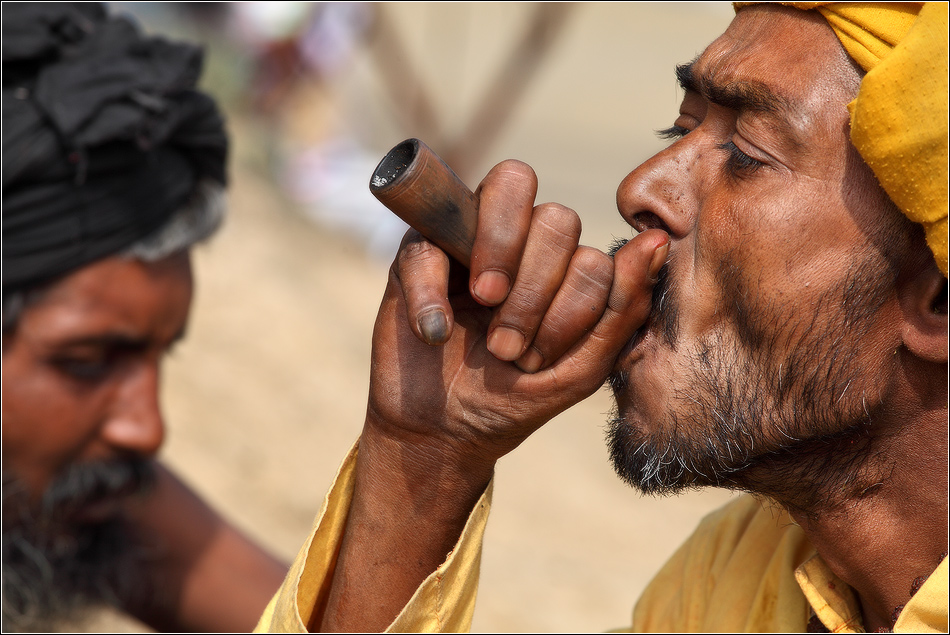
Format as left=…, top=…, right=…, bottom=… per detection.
left=253, top=438, right=493, bottom=633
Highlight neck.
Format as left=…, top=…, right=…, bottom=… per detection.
left=738, top=370, right=948, bottom=632
left=789, top=435, right=947, bottom=631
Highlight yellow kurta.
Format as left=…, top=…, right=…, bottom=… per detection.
left=255, top=6, right=948, bottom=632
left=255, top=441, right=948, bottom=633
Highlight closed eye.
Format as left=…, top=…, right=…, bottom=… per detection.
left=50, top=354, right=114, bottom=383
left=718, top=140, right=766, bottom=176
left=657, top=125, right=690, bottom=141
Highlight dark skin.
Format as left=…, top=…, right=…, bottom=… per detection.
left=2, top=253, right=287, bottom=632
left=315, top=5, right=948, bottom=633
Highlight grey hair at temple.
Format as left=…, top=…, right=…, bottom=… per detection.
left=1, top=180, right=226, bottom=334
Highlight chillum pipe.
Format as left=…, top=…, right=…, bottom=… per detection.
left=370, top=138, right=477, bottom=267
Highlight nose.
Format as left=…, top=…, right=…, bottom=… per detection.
left=616, top=138, right=701, bottom=239
left=99, top=361, right=165, bottom=458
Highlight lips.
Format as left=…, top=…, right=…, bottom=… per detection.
left=64, top=476, right=146, bottom=524
left=43, top=458, right=155, bottom=526
left=68, top=495, right=125, bottom=524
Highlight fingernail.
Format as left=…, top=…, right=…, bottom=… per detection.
left=488, top=326, right=525, bottom=361
left=648, top=240, right=670, bottom=282
left=472, top=270, right=511, bottom=305
left=517, top=347, right=544, bottom=374
left=418, top=308, right=449, bottom=345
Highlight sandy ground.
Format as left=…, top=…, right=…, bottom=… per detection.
left=61, top=3, right=744, bottom=632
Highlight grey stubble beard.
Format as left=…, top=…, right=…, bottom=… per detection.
left=2, top=459, right=159, bottom=632
left=605, top=253, right=896, bottom=514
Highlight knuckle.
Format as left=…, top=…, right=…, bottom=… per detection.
left=499, top=284, right=547, bottom=323
left=564, top=275, right=610, bottom=310
left=480, top=160, right=539, bottom=201
left=535, top=315, right=573, bottom=344
left=395, top=236, right=450, bottom=293
left=491, top=159, right=538, bottom=185
left=551, top=286, right=606, bottom=330
left=533, top=204, right=582, bottom=249
left=398, top=228, right=424, bottom=250
left=571, top=247, right=614, bottom=288
left=399, top=234, right=444, bottom=268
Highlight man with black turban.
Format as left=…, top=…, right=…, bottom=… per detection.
left=2, top=4, right=286, bottom=631
left=256, top=2, right=948, bottom=632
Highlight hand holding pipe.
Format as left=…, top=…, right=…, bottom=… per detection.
left=369, top=138, right=477, bottom=267
left=368, top=139, right=657, bottom=373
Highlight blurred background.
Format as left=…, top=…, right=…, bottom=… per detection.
left=88, top=2, right=737, bottom=632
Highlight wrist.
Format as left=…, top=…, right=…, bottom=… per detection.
left=317, top=416, right=493, bottom=631
left=358, top=412, right=496, bottom=510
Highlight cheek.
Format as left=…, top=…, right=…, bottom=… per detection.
left=699, top=179, right=859, bottom=292
left=697, top=185, right=776, bottom=262
left=682, top=191, right=752, bottom=327
left=621, top=345, right=684, bottom=432
left=1, top=351, right=110, bottom=497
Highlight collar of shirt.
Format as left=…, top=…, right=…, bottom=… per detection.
left=795, top=553, right=949, bottom=633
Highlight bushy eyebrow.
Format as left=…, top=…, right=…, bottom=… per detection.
left=675, top=61, right=804, bottom=146
left=676, top=61, right=797, bottom=115
left=54, top=327, right=187, bottom=351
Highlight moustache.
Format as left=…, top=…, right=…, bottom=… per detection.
left=607, top=237, right=628, bottom=258
left=40, top=458, right=156, bottom=521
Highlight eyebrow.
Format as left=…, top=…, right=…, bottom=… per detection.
left=55, top=328, right=187, bottom=351
left=675, top=61, right=805, bottom=147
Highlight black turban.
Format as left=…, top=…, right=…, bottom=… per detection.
left=2, top=3, right=228, bottom=296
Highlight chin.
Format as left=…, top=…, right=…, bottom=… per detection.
left=2, top=483, right=135, bottom=630
left=605, top=410, right=704, bottom=496
left=1, top=460, right=158, bottom=630
left=605, top=343, right=755, bottom=497
left=605, top=361, right=709, bottom=496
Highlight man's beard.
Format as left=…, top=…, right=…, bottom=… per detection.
left=2, top=458, right=155, bottom=632
left=605, top=245, right=895, bottom=510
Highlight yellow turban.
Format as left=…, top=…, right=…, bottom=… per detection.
left=736, top=2, right=949, bottom=277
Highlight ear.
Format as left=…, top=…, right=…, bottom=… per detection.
left=901, top=263, right=948, bottom=364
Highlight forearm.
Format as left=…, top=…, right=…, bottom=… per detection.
left=125, top=463, right=287, bottom=632
left=312, top=160, right=664, bottom=631
left=167, top=517, right=288, bottom=633
left=317, top=422, right=494, bottom=632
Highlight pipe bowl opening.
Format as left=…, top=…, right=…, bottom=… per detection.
left=371, top=139, right=419, bottom=191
